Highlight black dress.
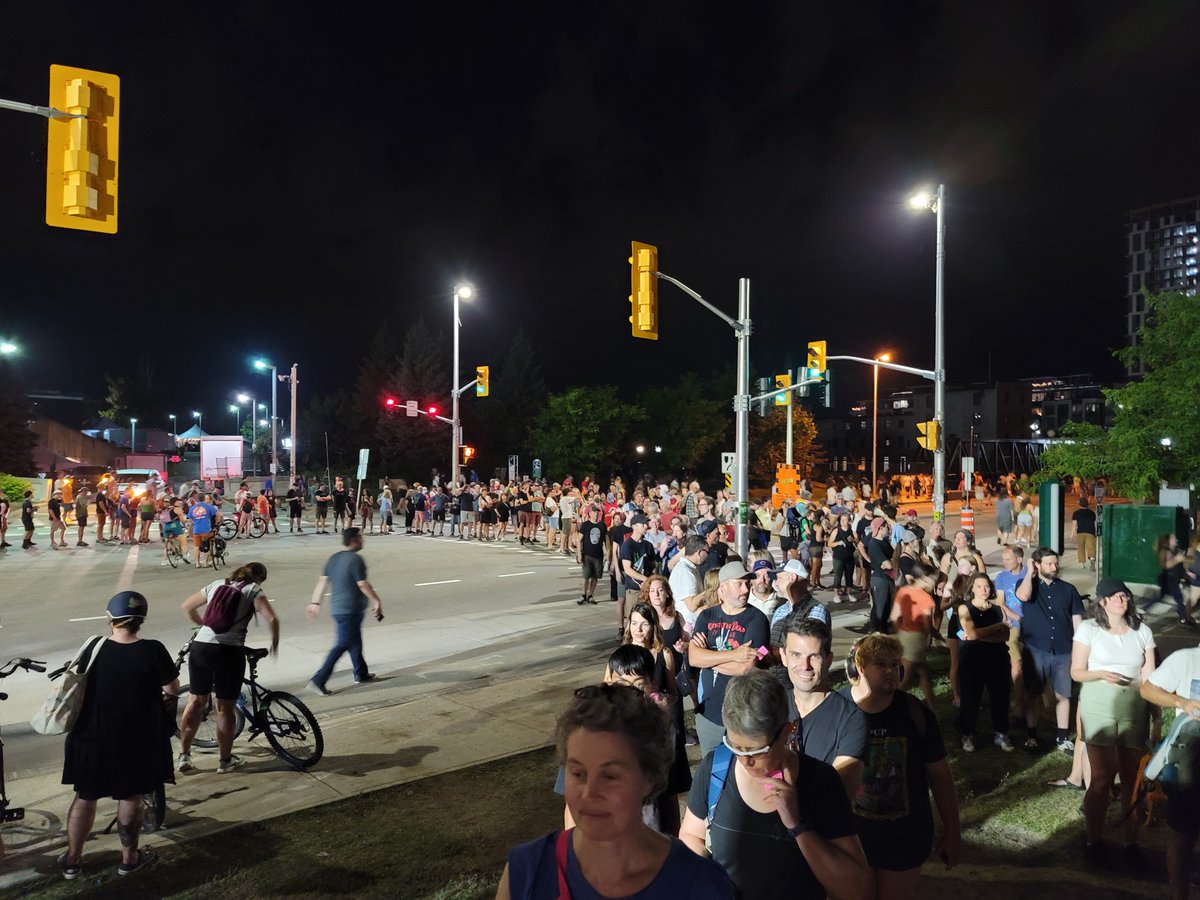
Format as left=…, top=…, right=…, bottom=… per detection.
left=62, top=639, right=177, bottom=800
left=653, top=648, right=693, bottom=795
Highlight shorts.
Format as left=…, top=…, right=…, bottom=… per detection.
left=1017, top=513, right=1033, bottom=527
left=316, top=503, right=329, bottom=517
left=518, top=511, right=533, bottom=526
left=1021, top=645, right=1073, bottom=698
left=140, top=512, right=155, bottom=522
left=164, top=521, right=184, bottom=537
left=96, top=512, right=106, bottom=526
left=1078, top=680, right=1150, bottom=749
left=76, top=514, right=89, bottom=527
left=192, top=531, right=211, bottom=549
left=581, top=556, right=603, bottom=580
left=22, top=517, right=34, bottom=530
left=432, top=510, right=446, bottom=522
left=996, top=517, right=1013, bottom=533
left=187, top=641, right=247, bottom=700
left=1165, top=784, right=1200, bottom=833
left=461, top=511, right=476, bottom=523
left=1006, top=626, right=1021, bottom=665
left=896, top=629, right=927, bottom=663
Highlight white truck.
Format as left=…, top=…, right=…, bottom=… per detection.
left=200, top=435, right=245, bottom=480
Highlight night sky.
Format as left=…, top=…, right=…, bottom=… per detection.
left=3, top=2, right=1199, bottom=423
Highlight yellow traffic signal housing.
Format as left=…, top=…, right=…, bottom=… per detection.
left=773, top=373, right=791, bottom=406
left=805, top=340, right=827, bottom=380
left=916, top=420, right=940, bottom=451
left=475, top=365, right=490, bottom=397
left=628, top=240, right=659, bottom=340
left=46, top=64, right=119, bottom=234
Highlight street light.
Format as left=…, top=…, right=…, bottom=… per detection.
left=872, top=352, right=891, bottom=497
left=168, top=413, right=176, bottom=438
left=635, top=444, right=646, bottom=455
left=452, top=283, right=474, bottom=486
left=0, top=340, right=17, bottom=355
left=909, top=183, right=947, bottom=522
left=1161, top=437, right=1173, bottom=448
left=253, top=359, right=279, bottom=478
left=192, top=410, right=202, bottom=432
left=130, top=417, right=138, bottom=453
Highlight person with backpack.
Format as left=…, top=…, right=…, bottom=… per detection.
left=177, top=562, right=279, bottom=774
left=678, top=670, right=870, bottom=900
left=1140, top=639, right=1200, bottom=899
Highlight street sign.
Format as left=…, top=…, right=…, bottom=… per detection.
left=962, top=456, right=975, bottom=482
left=405, top=400, right=418, bottom=417
left=532, top=458, right=542, bottom=480
left=508, top=455, right=519, bottom=483
left=721, top=451, right=735, bottom=490
left=356, top=448, right=369, bottom=481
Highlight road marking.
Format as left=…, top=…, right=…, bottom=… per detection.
left=69, top=615, right=109, bottom=622
left=413, top=579, right=462, bottom=587
left=116, top=544, right=140, bottom=589
left=498, top=571, right=536, bottom=578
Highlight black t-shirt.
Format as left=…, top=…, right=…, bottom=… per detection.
left=867, top=537, right=893, bottom=575
left=687, top=750, right=858, bottom=900
left=515, top=491, right=531, bottom=513
left=852, top=690, right=946, bottom=871
left=578, top=520, right=607, bottom=559
left=785, top=689, right=869, bottom=767
left=315, top=488, right=331, bottom=508
left=619, top=537, right=656, bottom=590
left=1072, top=508, right=1097, bottom=535
left=692, top=605, right=770, bottom=725
left=698, top=540, right=729, bottom=578
left=333, top=487, right=348, bottom=509
left=608, top=524, right=632, bottom=563
left=48, top=498, right=62, bottom=519
left=21, top=498, right=35, bottom=521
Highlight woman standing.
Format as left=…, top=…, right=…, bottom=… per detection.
left=1072, top=578, right=1156, bottom=866
left=358, top=488, right=374, bottom=533
left=955, top=573, right=1015, bottom=752
left=806, top=508, right=827, bottom=590
left=940, top=556, right=981, bottom=708
left=827, top=512, right=856, bottom=601
left=59, top=591, right=179, bottom=879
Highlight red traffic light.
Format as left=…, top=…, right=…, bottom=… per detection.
left=428, top=405, right=439, bottom=415
left=384, top=397, right=397, bottom=408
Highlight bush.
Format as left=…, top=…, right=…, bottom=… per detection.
left=0, top=473, right=31, bottom=501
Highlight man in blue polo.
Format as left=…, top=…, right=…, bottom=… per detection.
left=1015, top=547, right=1084, bottom=753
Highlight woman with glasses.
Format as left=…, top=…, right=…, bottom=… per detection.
left=678, top=670, right=870, bottom=900
left=499, top=662, right=735, bottom=899
left=847, top=635, right=961, bottom=900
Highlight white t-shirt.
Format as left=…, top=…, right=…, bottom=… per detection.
left=1148, top=646, right=1200, bottom=701
left=748, top=590, right=780, bottom=619
left=195, top=580, right=262, bottom=647
left=669, top=556, right=703, bottom=629
left=1073, top=619, right=1155, bottom=680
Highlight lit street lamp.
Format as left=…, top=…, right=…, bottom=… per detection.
left=192, top=410, right=202, bottom=432
left=452, top=283, right=474, bottom=486
left=1161, top=437, right=1173, bottom=448
left=635, top=444, right=646, bottom=455
left=253, top=359, right=279, bottom=477
left=130, top=417, right=138, bottom=453
left=0, top=340, right=17, bottom=355
left=228, top=404, right=241, bottom=432
left=872, top=352, right=891, bottom=497
left=908, top=183, right=947, bottom=522
left=168, top=413, right=176, bottom=438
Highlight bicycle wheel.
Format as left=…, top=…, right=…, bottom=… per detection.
left=218, top=519, right=237, bottom=541
left=166, top=541, right=181, bottom=568
left=142, top=785, right=166, bottom=832
left=260, top=691, right=324, bottom=769
left=249, top=516, right=267, bottom=539
left=186, top=693, right=246, bottom=749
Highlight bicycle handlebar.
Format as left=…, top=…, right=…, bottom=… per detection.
left=0, top=658, right=48, bottom=678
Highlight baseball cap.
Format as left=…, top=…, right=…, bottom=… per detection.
left=107, top=590, right=148, bottom=621
left=782, top=559, right=807, bottom=577
left=751, top=559, right=776, bottom=580
left=871, top=516, right=887, bottom=530
left=629, top=513, right=650, bottom=526
left=1096, top=577, right=1132, bottom=599
left=717, top=561, right=753, bottom=583
left=696, top=519, right=718, bottom=537
left=905, top=508, right=918, bottom=517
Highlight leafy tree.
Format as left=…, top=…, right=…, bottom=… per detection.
left=527, top=386, right=643, bottom=479
left=99, top=360, right=168, bottom=423
left=749, top=401, right=822, bottom=486
left=0, top=363, right=36, bottom=474
left=638, top=372, right=729, bottom=474
left=1039, top=291, right=1200, bottom=501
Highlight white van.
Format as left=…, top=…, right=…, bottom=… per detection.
left=114, top=468, right=165, bottom=496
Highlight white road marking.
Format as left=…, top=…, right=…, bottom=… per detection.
left=69, top=615, right=109, bottom=622
left=116, top=544, right=140, bottom=589
left=498, top=571, right=536, bottom=578
left=414, top=579, right=462, bottom=587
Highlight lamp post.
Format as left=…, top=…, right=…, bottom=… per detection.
left=872, top=352, right=891, bottom=498
left=451, top=284, right=473, bottom=486
left=192, top=410, right=202, bottom=432
left=168, top=413, right=176, bottom=441
left=130, top=417, right=138, bottom=453
left=909, top=183, right=947, bottom=521
left=229, top=404, right=241, bottom=432
left=254, top=359, right=279, bottom=478
left=0, top=340, right=17, bottom=355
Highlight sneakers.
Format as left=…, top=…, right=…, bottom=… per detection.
left=216, top=754, right=245, bottom=774
left=961, top=735, right=976, bottom=753
left=995, top=733, right=1015, bottom=752
left=1057, top=737, right=1075, bottom=754
left=354, top=673, right=377, bottom=684
left=587, top=596, right=598, bottom=605
left=177, top=752, right=194, bottom=772
left=307, top=679, right=333, bottom=696
left=117, top=848, right=156, bottom=876
left=577, top=595, right=589, bottom=605
left=58, top=852, right=82, bottom=880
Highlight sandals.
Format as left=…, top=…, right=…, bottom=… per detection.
left=1045, top=778, right=1085, bottom=791
left=57, top=852, right=82, bottom=880
left=118, top=847, right=156, bottom=876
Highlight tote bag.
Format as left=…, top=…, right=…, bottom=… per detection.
left=30, top=636, right=106, bottom=735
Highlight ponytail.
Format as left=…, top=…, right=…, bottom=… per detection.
left=228, top=561, right=267, bottom=585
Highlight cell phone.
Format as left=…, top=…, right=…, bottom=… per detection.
left=756, top=646, right=770, bottom=660
left=761, top=770, right=784, bottom=792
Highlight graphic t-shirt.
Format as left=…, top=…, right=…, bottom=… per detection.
left=578, top=520, right=607, bottom=559
left=189, top=502, right=217, bottom=535
left=852, top=690, right=946, bottom=870
left=620, top=537, right=657, bottom=590
left=692, top=605, right=770, bottom=725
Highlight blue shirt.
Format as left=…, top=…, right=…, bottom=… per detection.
left=1020, top=577, right=1084, bottom=655
left=505, top=832, right=735, bottom=900
left=992, top=570, right=1023, bottom=623
left=189, top=502, right=217, bottom=535
left=323, top=550, right=368, bottom=616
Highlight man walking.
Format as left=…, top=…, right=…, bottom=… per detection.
left=21, top=489, right=38, bottom=549
left=307, top=528, right=384, bottom=694
left=1015, top=547, right=1084, bottom=752
left=576, top=504, right=607, bottom=606
left=1070, top=498, right=1097, bottom=571
left=73, top=485, right=91, bottom=547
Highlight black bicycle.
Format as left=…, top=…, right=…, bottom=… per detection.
left=0, top=658, right=46, bottom=828
left=176, top=638, right=323, bottom=770
left=218, top=514, right=267, bottom=541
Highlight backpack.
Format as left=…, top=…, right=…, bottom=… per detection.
left=202, top=582, right=253, bottom=633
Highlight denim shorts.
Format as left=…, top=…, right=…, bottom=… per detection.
left=1021, top=644, right=1073, bottom=698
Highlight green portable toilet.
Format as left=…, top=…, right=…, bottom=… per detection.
left=1101, top=505, right=1190, bottom=585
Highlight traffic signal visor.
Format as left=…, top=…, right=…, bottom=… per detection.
left=773, top=373, right=791, bottom=406
left=628, top=240, right=659, bottom=340
left=475, top=365, right=490, bottom=397
left=917, top=420, right=940, bottom=450
left=46, top=65, right=119, bottom=233
left=805, top=340, right=827, bottom=381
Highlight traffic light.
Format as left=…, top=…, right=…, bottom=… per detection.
left=917, top=420, right=940, bottom=450
left=383, top=396, right=397, bottom=410
left=428, top=405, right=439, bottom=416
left=755, top=377, right=772, bottom=417
left=821, top=370, right=833, bottom=408
left=461, top=446, right=475, bottom=464
left=805, top=340, right=827, bottom=380
left=628, top=240, right=659, bottom=340
left=773, top=373, right=792, bottom=406
left=475, top=365, right=489, bottom=397
left=45, top=64, right=119, bottom=234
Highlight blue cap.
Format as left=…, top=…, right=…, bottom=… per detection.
left=106, top=590, right=148, bottom=620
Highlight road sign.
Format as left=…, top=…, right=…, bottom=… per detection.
left=721, top=451, right=735, bottom=490
left=962, top=456, right=975, bottom=482
left=508, top=455, right=519, bottom=483
left=405, top=400, right=418, bottom=417
left=356, top=448, right=369, bottom=481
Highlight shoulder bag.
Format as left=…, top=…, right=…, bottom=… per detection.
left=30, top=636, right=106, bottom=735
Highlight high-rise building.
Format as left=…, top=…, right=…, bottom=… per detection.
left=1125, top=196, right=1200, bottom=375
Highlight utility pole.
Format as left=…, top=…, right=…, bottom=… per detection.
left=932, top=182, right=947, bottom=523
left=733, top=279, right=751, bottom=560
left=289, top=363, right=299, bottom=481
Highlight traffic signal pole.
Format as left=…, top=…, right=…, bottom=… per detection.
left=933, top=183, right=947, bottom=524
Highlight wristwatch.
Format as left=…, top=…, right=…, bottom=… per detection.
left=785, top=822, right=808, bottom=840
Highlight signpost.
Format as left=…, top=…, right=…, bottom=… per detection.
left=721, top=451, right=735, bottom=490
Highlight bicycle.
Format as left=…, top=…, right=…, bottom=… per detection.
left=0, top=658, right=46, bottom=829
left=197, top=534, right=228, bottom=570
left=176, top=637, right=323, bottom=770
left=218, top=514, right=267, bottom=541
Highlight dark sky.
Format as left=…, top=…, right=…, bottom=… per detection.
left=3, top=2, right=1199, bottom=425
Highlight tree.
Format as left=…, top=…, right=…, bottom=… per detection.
left=527, top=386, right=643, bottom=479
left=1040, top=290, right=1200, bottom=501
left=0, top=363, right=36, bottom=474
left=472, top=329, right=548, bottom=475
left=99, top=359, right=169, bottom=423
left=638, top=372, right=729, bottom=474
left=749, top=401, right=822, bottom=487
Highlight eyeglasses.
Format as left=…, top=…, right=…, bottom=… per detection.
left=721, top=726, right=786, bottom=758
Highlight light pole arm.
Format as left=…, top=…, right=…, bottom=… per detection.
left=0, top=98, right=84, bottom=119
left=415, top=408, right=455, bottom=426
left=452, top=379, right=479, bottom=398
left=746, top=377, right=825, bottom=405
left=826, top=355, right=936, bottom=381
left=655, top=272, right=745, bottom=333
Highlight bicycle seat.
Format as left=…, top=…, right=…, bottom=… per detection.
left=245, top=647, right=269, bottom=662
